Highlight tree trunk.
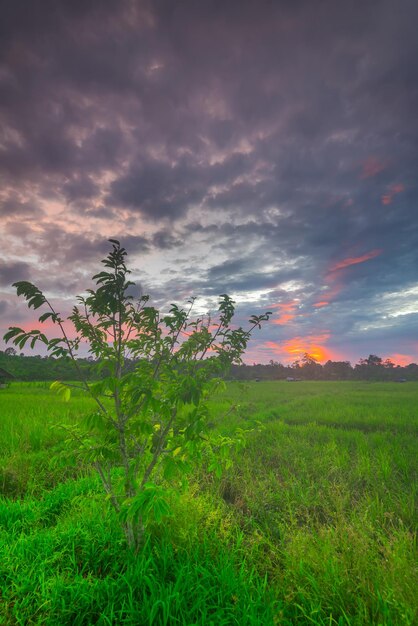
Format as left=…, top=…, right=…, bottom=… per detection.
left=124, top=518, right=145, bottom=552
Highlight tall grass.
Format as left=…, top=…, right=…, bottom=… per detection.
left=1, top=381, right=417, bottom=624
left=0, top=476, right=276, bottom=625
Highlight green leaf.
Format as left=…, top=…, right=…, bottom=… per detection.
left=38, top=312, right=54, bottom=323
left=163, top=457, right=178, bottom=480
left=124, top=484, right=173, bottom=525
left=3, top=327, right=24, bottom=343
left=50, top=381, right=71, bottom=402
left=208, top=460, right=223, bottom=479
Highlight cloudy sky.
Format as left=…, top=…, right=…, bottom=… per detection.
left=1, top=0, right=417, bottom=365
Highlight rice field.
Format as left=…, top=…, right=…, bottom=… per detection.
left=1, top=381, right=417, bottom=625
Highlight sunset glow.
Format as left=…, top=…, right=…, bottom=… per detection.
left=329, top=250, right=382, bottom=273
left=265, top=333, right=335, bottom=364
left=270, top=301, right=299, bottom=325
left=386, top=353, right=415, bottom=367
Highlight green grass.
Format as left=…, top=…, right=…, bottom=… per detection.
left=0, top=478, right=275, bottom=625
left=0, top=383, right=95, bottom=498
left=1, top=381, right=417, bottom=624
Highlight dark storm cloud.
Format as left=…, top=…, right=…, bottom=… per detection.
left=0, top=261, right=31, bottom=286
left=0, top=300, right=8, bottom=315
left=0, top=0, right=417, bottom=360
left=108, top=152, right=253, bottom=220
left=0, top=0, right=138, bottom=213
left=0, top=194, right=43, bottom=218
left=199, top=253, right=301, bottom=296
left=61, top=175, right=100, bottom=204
left=8, top=228, right=138, bottom=284
left=109, top=159, right=199, bottom=220
left=151, top=229, right=180, bottom=250
left=2, top=0, right=417, bottom=215
left=14, top=227, right=176, bottom=277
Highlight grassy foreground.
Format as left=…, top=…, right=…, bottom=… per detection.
left=1, top=381, right=417, bottom=625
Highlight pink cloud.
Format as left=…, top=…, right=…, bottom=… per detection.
left=386, top=353, right=415, bottom=366
left=381, top=182, right=405, bottom=206
left=312, top=281, right=343, bottom=309
left=360, top=156, right=388, bottom=179
left=311, top=249, right=382, bottom=309
left=269, top=300, right=299, bottom=325
left=329, top=249, right=382, bottom=273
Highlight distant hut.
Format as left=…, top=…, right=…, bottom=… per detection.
left=0, top=367, right=14, bottom=388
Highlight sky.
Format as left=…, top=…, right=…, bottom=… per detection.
left=0, top=0, right=417, bottom=365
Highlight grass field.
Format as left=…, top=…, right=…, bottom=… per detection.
left=1, top=381, right=417, bottom=625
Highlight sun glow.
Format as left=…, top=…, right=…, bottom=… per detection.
left=265, top=333, right=336, bottom=363
left=386, top=353, right=415, bottom=366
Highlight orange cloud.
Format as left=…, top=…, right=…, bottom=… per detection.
left=381, top=182, right=405, bottom=206
left=270, top=301, right=299, bottom=325
left=329, top=249, right=382, bottom=273
left=360, top=156, right=387, bottom=179
left=386, top=353, right=415, bottom=366
left=265, top=333, right=335, bottom=363
left=312, top=249, right=382, bottom=308
left=312, top=281, right=343, bottom=308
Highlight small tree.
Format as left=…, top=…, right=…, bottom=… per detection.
left=4, top=240, right=271, bottom=550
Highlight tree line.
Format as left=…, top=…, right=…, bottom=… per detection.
left=0, top=348, right=94, bottom=381
left=1, top=348, right=417, bottom=382
left=229, top=353, right=418, bottom=382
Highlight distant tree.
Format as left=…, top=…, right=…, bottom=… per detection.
left=323, top=360, right=352, bottom=380
left=301, top=353, right=317, bottom=366
left=360, top=354, right=383, bottom=367
left=355, top=354, right=385, bottom=380
left=405, top=363, right=418, bottom=381
left=299, top=353, right=323, bottom=379
left=4, top=239, right=271, bottom=550
left=4, top=347, right=17, bottom=356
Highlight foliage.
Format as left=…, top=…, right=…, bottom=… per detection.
left=4, top=240, right=271, bottom=549
left=0, top=350, right=95, bottom=381
left=2, top=349, right=417, bottom=383
left=227, top=356, right=418, bottom=382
